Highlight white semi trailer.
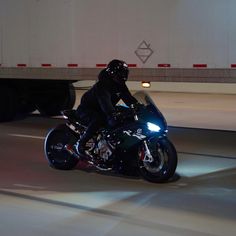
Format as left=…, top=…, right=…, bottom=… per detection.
left=0, top=0, right=236, bottom=121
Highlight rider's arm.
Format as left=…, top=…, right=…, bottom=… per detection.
left=95, top=82, right=116, bottom=117
left=120, top=84, right=138, bottom=106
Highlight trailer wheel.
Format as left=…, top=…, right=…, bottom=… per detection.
left=20, top=102, right=36, bottom=114
left=19, top=97, right=36, bottom=114
left=36, top=83, right=76, bottom=116
left=0, top=86, right=18, bottom=122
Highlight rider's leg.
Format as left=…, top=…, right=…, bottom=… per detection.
left=76, top=117, right=103, bottom=157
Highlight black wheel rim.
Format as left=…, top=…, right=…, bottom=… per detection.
left=46, top=130, right=75, bottom=164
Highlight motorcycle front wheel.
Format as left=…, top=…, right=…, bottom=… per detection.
left=137, top=138, right=177, bottom=183
left=44, top=124, right=79, bottom=170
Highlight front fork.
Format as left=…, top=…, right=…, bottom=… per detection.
left=142, top=140, right=154, bottom=163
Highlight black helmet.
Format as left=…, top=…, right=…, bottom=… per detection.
left=106, top=59, right=129, bottom=82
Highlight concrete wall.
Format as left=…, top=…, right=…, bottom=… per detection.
left=1, top=67, right=236, bottom=94
left=75, top=80, right=236, bottom=95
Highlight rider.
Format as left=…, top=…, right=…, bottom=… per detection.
left=76, top=59, right=138, bottom=157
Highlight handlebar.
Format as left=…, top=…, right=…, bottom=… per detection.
left=130, top=104, right=139, bottom=121
left=116, top=103, right=144, bottom=122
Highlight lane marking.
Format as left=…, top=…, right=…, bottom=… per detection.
left=13, top=184, right=45, bottom=190
left=8, top=134, right=45, bottom=140
left=179, top=151, right=236, bottom=160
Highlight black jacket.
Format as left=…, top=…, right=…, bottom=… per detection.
left=79, top=69, right=137, bottom=118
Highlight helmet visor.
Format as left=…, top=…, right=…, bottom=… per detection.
left=120, top=68, right=129, bottom=81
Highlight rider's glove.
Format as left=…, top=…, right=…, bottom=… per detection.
left=108, top=112, right=120, bottom=128
left=130, top=102, right=144, bottom=112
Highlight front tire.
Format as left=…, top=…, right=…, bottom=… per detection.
left=44, top=124, right=79, bottom=170
left=137, top=138, right=177, bottom=183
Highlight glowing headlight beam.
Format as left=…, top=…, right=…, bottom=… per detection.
left=147, top=122, right=161, bottom=132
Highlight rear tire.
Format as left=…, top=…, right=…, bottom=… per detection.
left=44, top=124, right=79, bottom=170
left=137, top=138, right=177, bottom=183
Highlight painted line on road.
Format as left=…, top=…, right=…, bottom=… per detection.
left=13, top=184, right=46, bottom=190
left=8, top=134, right=45, bottom=140
left=179, top=151, right=236, bottom=160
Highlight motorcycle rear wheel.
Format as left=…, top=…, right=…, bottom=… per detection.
left=137, top=138, right=177, bottom=183
left=44, top=124, right=79, bottom=170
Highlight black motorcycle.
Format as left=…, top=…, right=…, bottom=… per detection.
left=44, top=91, right=177, bottom=183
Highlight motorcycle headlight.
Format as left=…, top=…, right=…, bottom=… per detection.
left=147, top=122, right=161, bottom=132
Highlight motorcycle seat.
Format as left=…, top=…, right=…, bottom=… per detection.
left=61, top=110, right=87, bottom=127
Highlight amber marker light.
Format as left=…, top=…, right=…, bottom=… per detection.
left=141, top=81, right=151, bottom=88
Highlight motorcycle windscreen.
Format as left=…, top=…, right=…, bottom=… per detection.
left=133, top=91, right=167, bottom=131
left=110, top=123, right=148, bottom=150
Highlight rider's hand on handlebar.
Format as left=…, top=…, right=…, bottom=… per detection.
left=130, top=102, right=144, bottom=112
left=108, top=112, right=121, bottom=127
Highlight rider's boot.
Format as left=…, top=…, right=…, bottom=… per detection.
left=75, top=132, right=91, bottom=159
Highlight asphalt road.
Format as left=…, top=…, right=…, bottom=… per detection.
left=0, top=116, right=236, bottom=236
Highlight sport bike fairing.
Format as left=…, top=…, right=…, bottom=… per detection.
left=108, top=91, right=168, bottom=150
